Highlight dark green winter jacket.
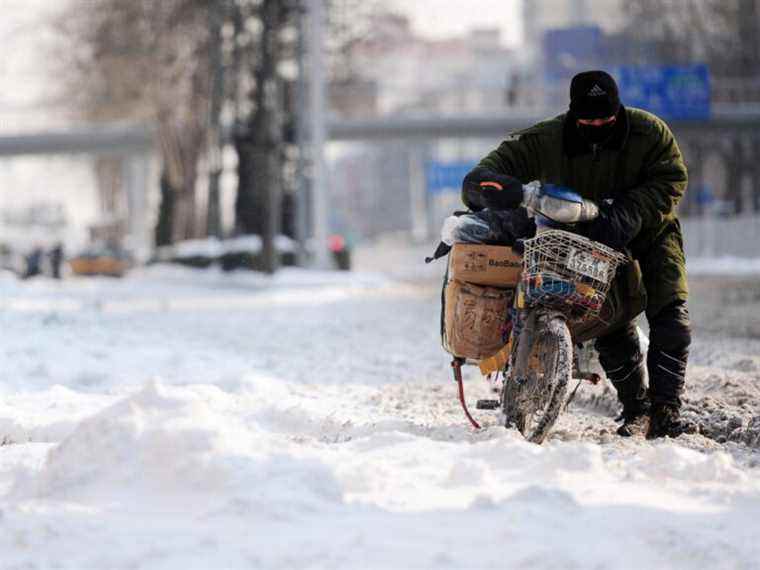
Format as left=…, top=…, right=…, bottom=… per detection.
left=466, top=106, right=689, bottom=315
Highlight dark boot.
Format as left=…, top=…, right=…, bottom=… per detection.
left=617, top=402, right=650, bottom=437
left=647, top=403, right=695, bottom=439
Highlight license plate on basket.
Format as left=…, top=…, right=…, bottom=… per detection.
left=565, top=247, right=609, bottom=281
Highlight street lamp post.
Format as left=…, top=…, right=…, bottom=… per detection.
left=307, top=0, right=330, bottom=269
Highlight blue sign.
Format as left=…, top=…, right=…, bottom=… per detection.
left=542, top=26, right=605, bottom=108
left=543, top=26, right=604, bottom=78
left=426, top=161, right=474, bottom=194
left=614, top=65, right=711, bottom=120
left=693, top=183, right=714, bottom=206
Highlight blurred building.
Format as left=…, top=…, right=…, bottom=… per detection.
left=328, top=143, right=412, bottom=238
left=328, top=2, right=760, bottom=245
left=337, top=12, right=518, bottom=117
left=328, top=79, right=378, bottom=119
left=328, top=10, right=521, bottom=240
left=523, top=0, right=625, bottom=51
left=521, top=0, right=626, bottom=109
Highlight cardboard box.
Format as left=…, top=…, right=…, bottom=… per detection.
left=449, top=243, right=522, bottom=288
left=443, top=279, right=512, bottom=360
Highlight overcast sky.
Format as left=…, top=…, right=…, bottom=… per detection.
left=390, top=0, right=522, bottom=45
left=0, top=0, right=67, bottom=131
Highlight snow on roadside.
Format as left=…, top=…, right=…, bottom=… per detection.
left=2, top=374, right=760, bottom=569
left=0, top=263, right=394, bottom=307
left=0, top=265, right=415, bottom=326
left=2, top=269, right=760, bottom=568
left=0, top=385, right=114, bottom=446
left=133, top=263, right=392, bottom=290
left=687, top=256, right=760, bottom=276
left=9, top=381, right=343, bottom=512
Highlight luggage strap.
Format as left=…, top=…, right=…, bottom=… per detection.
left=452, top=358, right=481, bottom=429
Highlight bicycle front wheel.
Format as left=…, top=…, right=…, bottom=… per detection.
left=503, top=315, right=572, bottom=444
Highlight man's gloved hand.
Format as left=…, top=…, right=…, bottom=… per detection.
left=581, top=201, right=642, bottom=250
left=462, top=166, right=524, bottom=211
left=522, top=181, right=599, bottom=223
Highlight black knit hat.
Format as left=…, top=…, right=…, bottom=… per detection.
left=569, top=70, right=621, bottom=119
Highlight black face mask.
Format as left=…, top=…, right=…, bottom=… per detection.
left=577, top=121, right=616, bottom=146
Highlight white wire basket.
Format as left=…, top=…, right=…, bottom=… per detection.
left=521, top=229, right=629, bottom=319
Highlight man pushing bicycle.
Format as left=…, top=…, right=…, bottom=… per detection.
left=461, top=70, right=692, bottom=439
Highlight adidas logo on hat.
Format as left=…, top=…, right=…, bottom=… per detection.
left=587, top=84, right=607, bottom=96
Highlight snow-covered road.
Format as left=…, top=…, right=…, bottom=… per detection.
left=1, top=265, right=760, bottom=569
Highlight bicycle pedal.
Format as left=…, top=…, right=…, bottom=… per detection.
left=476, top=399, right=501, bottom=410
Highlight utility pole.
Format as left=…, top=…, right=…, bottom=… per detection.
left=307, top=0, right=330, bottom=269
left=294, top=2, right=309, bottom=266
left=206, top=0, right=225, bottom=239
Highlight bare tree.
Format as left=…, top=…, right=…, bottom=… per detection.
left=621, top=0, right=759, bottom=74
left=57, top=0, right=212, bottom=246
left=228, top=0, right=293, bottom=272
left=58, top=0, right=372, bottom=266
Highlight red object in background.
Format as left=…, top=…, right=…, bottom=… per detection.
left=328, top=234, right=346, bottom=252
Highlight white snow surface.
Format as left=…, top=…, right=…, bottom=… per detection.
left=687, top=255, right=760, bottom=276
left=2, top=263, right=760, bottom=569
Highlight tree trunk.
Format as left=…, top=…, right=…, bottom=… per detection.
left=155, top=121, right=204, bottom=246
left=155, top=171, right=176, bottom=247
left=233, top=0, right=284, bottom=273
left=172, top=159, right=199, bottom=243
left=235, top=138, right=281, bottom=272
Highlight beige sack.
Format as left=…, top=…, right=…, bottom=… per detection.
left=443, top=279, right=513, bottom=361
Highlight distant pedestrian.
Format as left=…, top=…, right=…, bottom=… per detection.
left=49, top=242, right=64, bottom=279
left=23, top=247, right=43, bottom=279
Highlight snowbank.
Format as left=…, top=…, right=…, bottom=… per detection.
left=688, top=256, right=760, bottom=276
left=2, top=268, right=760, bottom=568
left=0, top=263, right=395, bottom=315
left=3, top=376, right=759, bottom=569
left=11, top=382, right=343, bottom=514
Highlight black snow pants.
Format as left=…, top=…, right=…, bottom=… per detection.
left=595, top=300, right=692, bottom=411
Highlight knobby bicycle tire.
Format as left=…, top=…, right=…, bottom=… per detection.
left=503, top=316, right=572, bottom=444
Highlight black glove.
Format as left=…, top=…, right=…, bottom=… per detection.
left=462, top=166, right=524, bottom=211
left=581, top=201, right=642, bottom=250
left=473, top=208, right=536, bottom=245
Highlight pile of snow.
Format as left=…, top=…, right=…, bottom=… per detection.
left=2, top=266, right=760, bottom=568
left=137, top=263, right=391, bottom=290
left=158, top=235, right=299, bottom=262
left=3, top=375, right=760, bottom=568
left=10, top=382, right=342, bottom=514
left=0, top=386, right=114, bottom=445
left=687, top=256, right=760, bottom=275
left=0, top=263, right=396, bottom=315
left=171, top=238, right=226, bottom=259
